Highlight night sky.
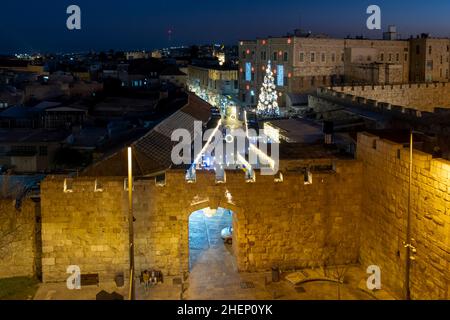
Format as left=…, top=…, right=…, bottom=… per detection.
left=1, top=0, right=450, bottom=54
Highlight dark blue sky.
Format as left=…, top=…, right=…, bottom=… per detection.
left=1, top=0, right=450, bottom=54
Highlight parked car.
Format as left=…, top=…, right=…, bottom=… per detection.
left=221, top=226, right=233, bottom=244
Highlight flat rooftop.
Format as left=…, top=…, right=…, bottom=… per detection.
left=266, top=118, right=324, bottom=144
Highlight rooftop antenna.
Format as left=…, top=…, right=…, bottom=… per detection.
left=167, top=28, right=173, bottom=44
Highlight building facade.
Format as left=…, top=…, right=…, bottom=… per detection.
left=187, top=65, right=239, bottom=97
left=239, top=34, right=450, bottom=109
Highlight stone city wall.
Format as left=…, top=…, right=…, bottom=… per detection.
left=40, top=178, right=130, bottom=283
left=357, top=132, right=450, bottom=299
left=331, top=82, right=450, bottom=112
left=39, top=160, right=363, bottom=283
left=0, top=198, right=38, bottom=278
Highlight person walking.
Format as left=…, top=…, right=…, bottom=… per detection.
left=143, top=270, right=150, bottom=292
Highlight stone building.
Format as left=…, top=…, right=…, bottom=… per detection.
left=239, top=31, right=450, bottom=109
left=409, top=35, right=450, bottom=83
left=187, top=65, right=239, bottom=97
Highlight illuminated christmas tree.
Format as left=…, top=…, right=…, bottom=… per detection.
left=257, top=60, right=280, bottom=118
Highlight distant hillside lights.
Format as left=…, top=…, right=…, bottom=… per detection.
left=66, top=5, right=81, bottom=30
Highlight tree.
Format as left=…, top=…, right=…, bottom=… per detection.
left=257, top=60, right=280, bottom=118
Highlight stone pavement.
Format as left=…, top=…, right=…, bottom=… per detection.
left=180, top=209, right=385, bottom=300
left=34, top=281, right=128, bottom=300
left=33, top=209, right=395, bottom=300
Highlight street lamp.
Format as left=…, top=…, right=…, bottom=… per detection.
left=127, top=147, right=135, bottom=300
left=404, top=130, right=421, bottom=300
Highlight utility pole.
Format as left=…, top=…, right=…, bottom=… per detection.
left=404, top=130, right=418, bottom=300
left=404, top=131, right=412, bottom=300
left=128, top=147, right=135, bottom=300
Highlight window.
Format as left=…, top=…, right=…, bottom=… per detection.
left=245, top=62, right=251, bottom=81
left=277, top=65, right=284, bottom=86
left=242, top=93, right=246, bottom=102
left=380, top=53, right=384, bottom=61
left=273, top=52, right=277, bottom=61
left=331, top=53, right=336, bottom=62
left=311, top=76, right=315, bottom=86
left=323, top=76, right=327, bottom=84
left=11, top=145, right=36, bottom=155
left=389, top=53, right=392, bottom=62
left=341, top=52, right=344, bottom=62
left=446, top=69, right=449, bottom=78
left=299, top=52, right=305, bottom=62
left=261, top=51, right=266, bottom=60
left=416, top=45, right=420, bottom=55
left=405, top=53, right=408, bottom=62
left=321, top=52, right=326, bottom=62
left=299, top=77, right=304, bottom=88
left=441, top=56, right=443, bottom=64
left=283, top=52, right=288, bottom=61
left=429, top=46, right=432, bottom=54
left=311, top=52, right=315, bottom=63
left=396, top=53, right=400, bottom=62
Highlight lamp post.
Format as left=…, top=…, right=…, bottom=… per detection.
left=404, top=130, right=420, bottom=300
left=127, top=147, right=135, bottom=300
left=404, top=131, right=413, bottom=300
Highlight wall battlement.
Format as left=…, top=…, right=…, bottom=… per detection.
left=318, top=82, right=450, bottom=113
left=39, top=161, right=363, bottom=282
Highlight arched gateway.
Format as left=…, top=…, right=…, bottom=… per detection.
left=40, top=163, right=362, bottom=284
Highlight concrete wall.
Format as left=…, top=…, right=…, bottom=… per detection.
left=357, top=133, right=450, bottom=299
left=40, top=160, right=363, bottom=282
left=0, top=198, right=38, bottom=278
